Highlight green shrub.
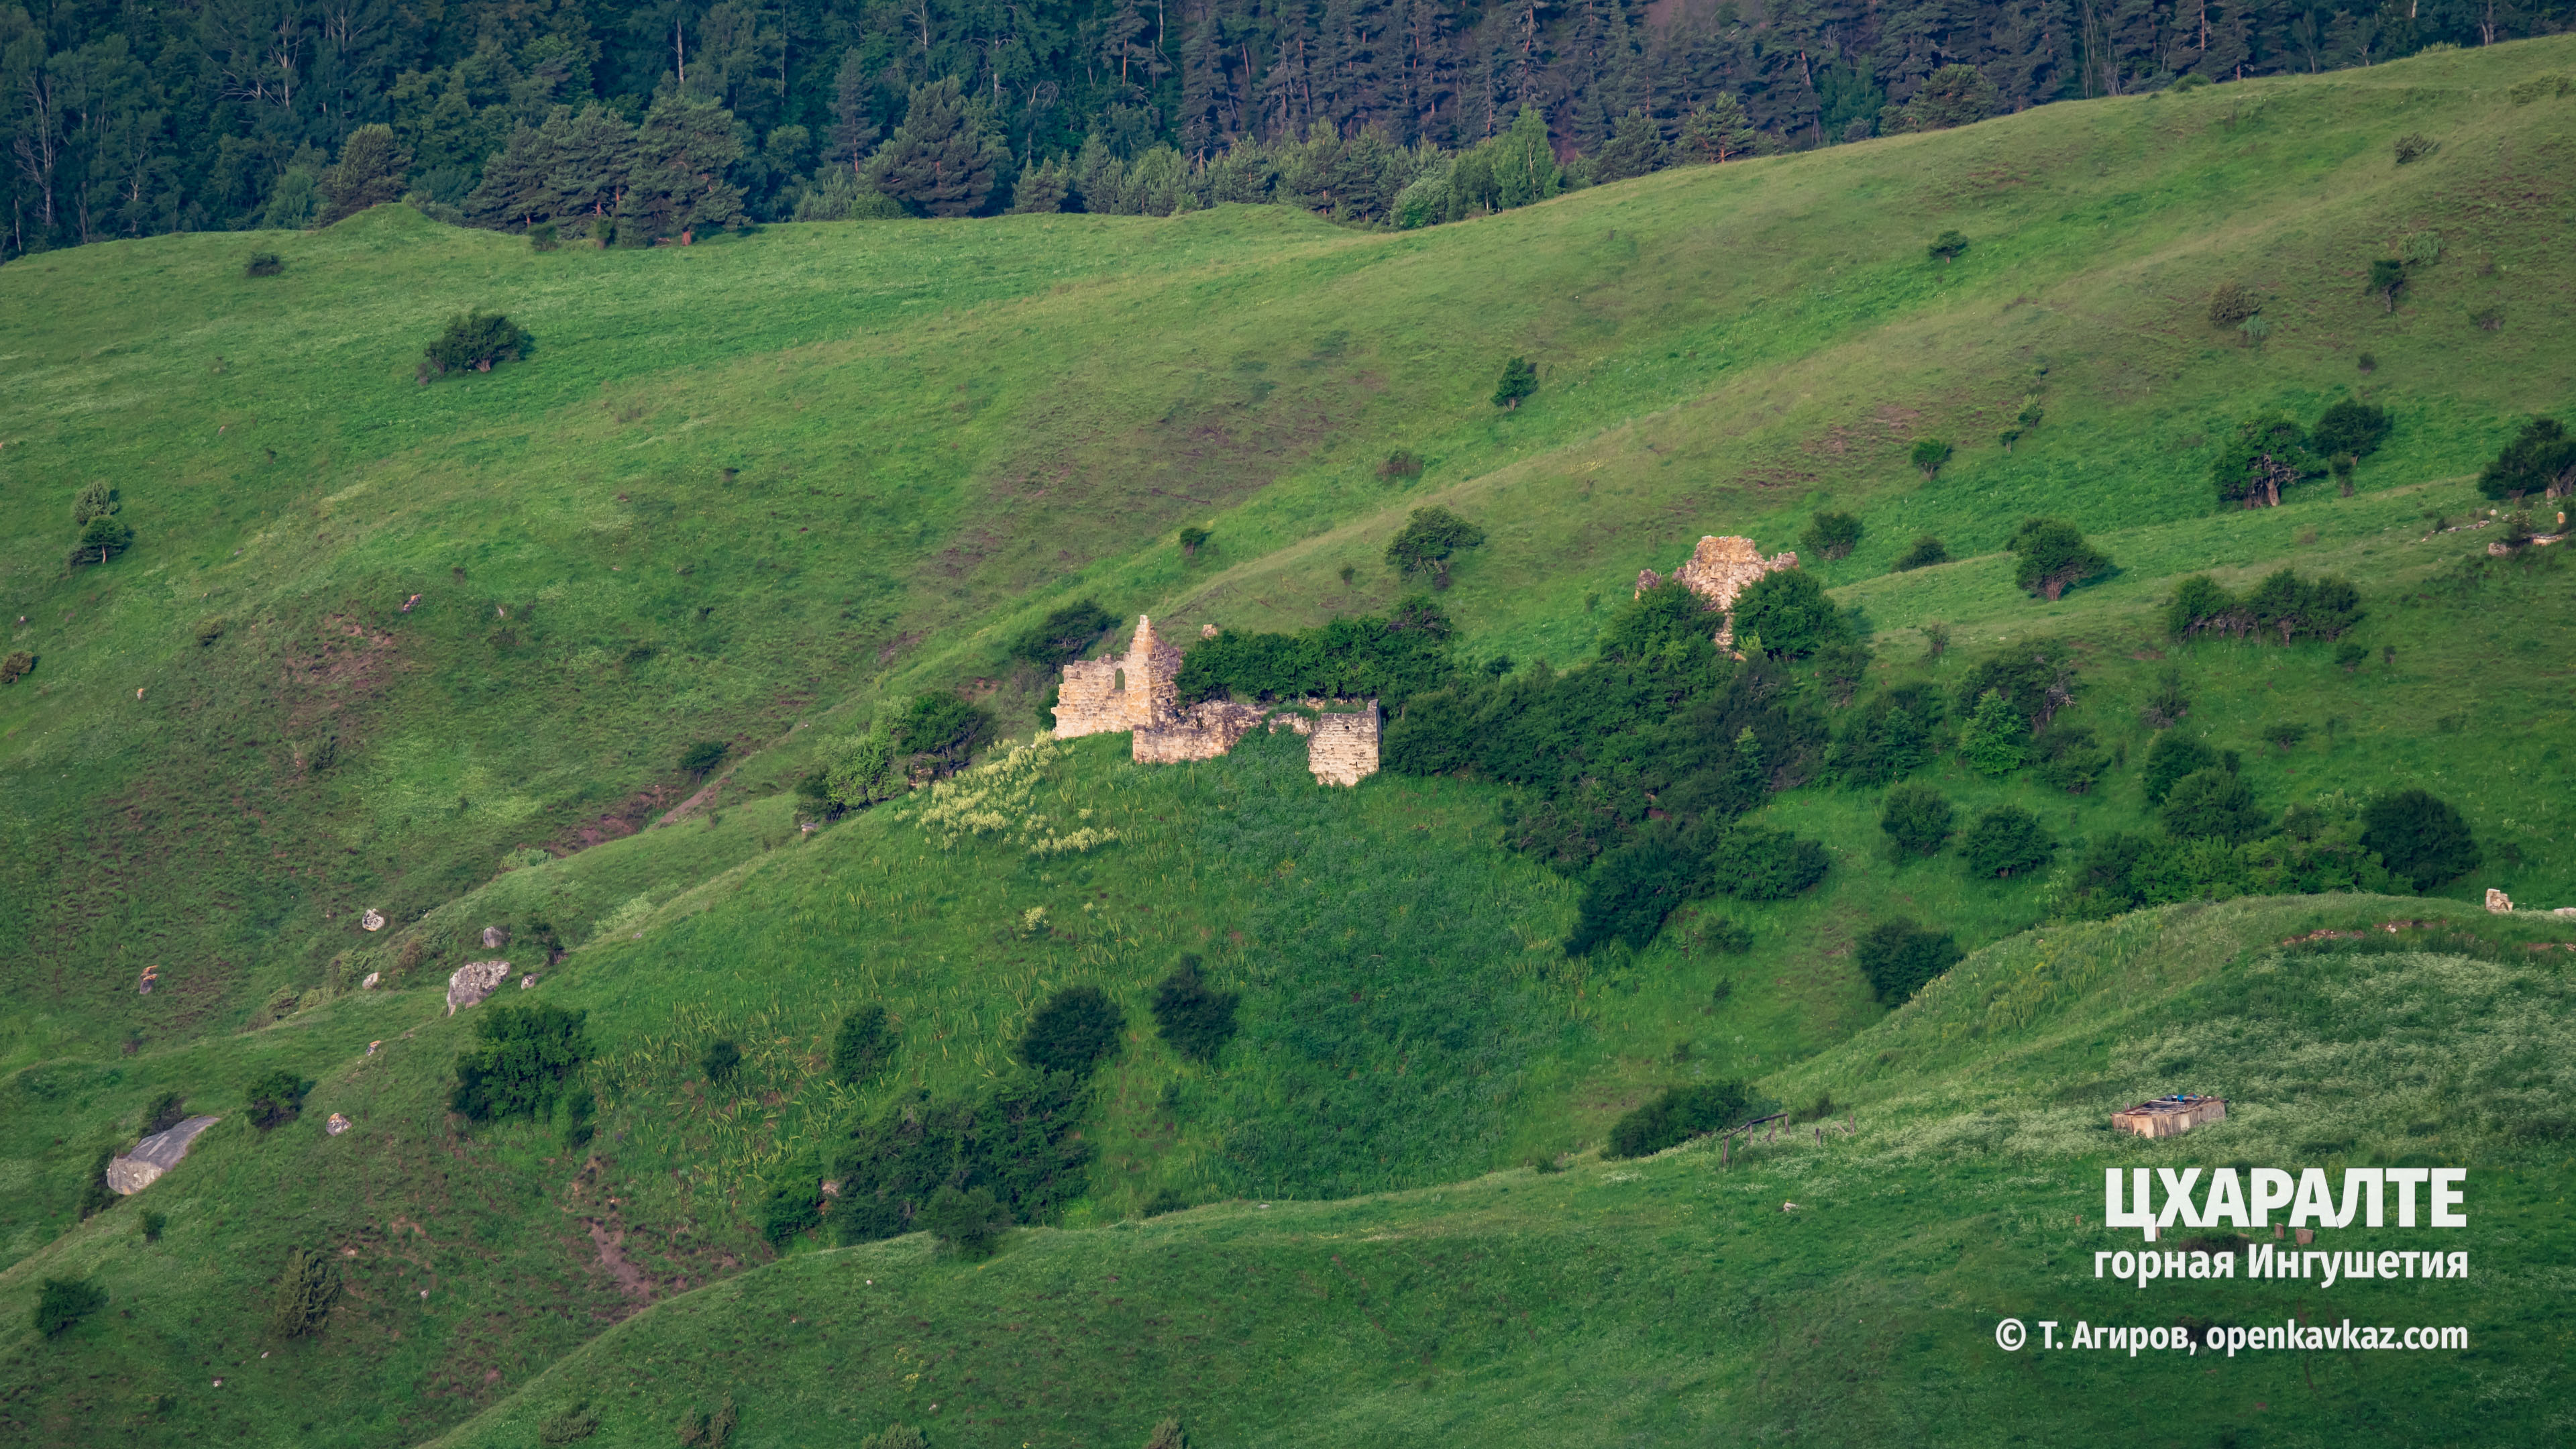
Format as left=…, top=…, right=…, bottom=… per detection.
left=71, top=480, right=117, bottom=525
left=1606, top=1080, right=1751, bottom=1157
left=1377, top=449, right=1425, bottom=480
left=2261, top=721, right=2311, bottom=751
left=2367, top=258, right=2408, bottom=311
left=1010, top=600, right=1116, bottom=667
left=1383, top=506, right=1487, bottom=586
left=1961, top=806, right=2053, bottom=877
left=2477, top=417, right=2575, bottom=500
left=1707, top=825, right=1829, bottom=899
left=2165, top=569, right=2362, bottom=642
left=1854, top=920, right=1962, bottom=1002
left=1729, top=568, right=1850, bottom=659
left=2161, top=767, right=2265, bottom=842
left=1829, top=685, right=1945, bottom=786
left=920, top=1183, right=1010, bottom=1257
left=892, top=692, right=991, bottom=774
left=832, top=1004, right=894, bottom=1083
left=2311, top=399, right=2392, bottom=469
left=69, top=515, right=135, bottom=567
left=860, top=1423, right=929, bottom=1449
left=1018, top=985, right=1124, bottom=1077
left=34, top=1278, right=106, bottom=1337
left=0, top=651, right=33, bottom=685
left=2035, top=722, right=2113, bottom=794
left=2392, top=131, right=2436, bottom=164
left=1150, top=957, right=1240, bottom=1064
left=244, top=251, right=284, bottom=276
left=758, top=1177, right=822, bottom=1246
left=1601, top=580, right=1721, bottom=660
left=701, top=1038, right=743, bottom=1086
left=1925, top=230, right=1969, bottom=263
left=1568, top=832, right=1703, bottom=954
left=2212, top=413, right=2323, bottom=507
left=2005, top=517, right=2110, bottom=599
left=1142, top=1417, right=1189, bottom=1449
left=679, top=739, right=729, bottom=776
left=1177, top=525, right=1212, bottom=557
left=1175, top=602, right=1456, bottom=708
left=76, top=1147, right=117, bottom=1220
left=1909, top=438, right=1952, bottom=478
left=268, top=1246, right=339, bottom=1337
left=2207, top=282, right=2257, bottom=327
left=141, top=1210, right=167, bottom=1242
left=1879, top=782, right=1954, bottom=857
left=1491, top=356, right=1538, bottom=409
left=2359, top=788, right=2481, bottom=891
left=527, top=222, right=561, bottom=252
left=833, top=1072, right=1092, bottom=1242
left=2141, top=733, right=2220, bottom=804
left=1894, top=535, right=1947, bottom=570
left=1957, top=689, right=2029, bottom=775
left=537, top=1400, right=601, bottom=1444
left=1800, top=510, right=1862, bottom=560
left=448, top=1003, right=589, bottom=1122
left=245, top=1069, right=311, bottom=1129
left=421, top=311, right=531, bottom=378
left=1140, top=1187, right=1193, bottom=1216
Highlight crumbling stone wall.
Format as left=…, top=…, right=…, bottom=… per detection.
left=1134, top=700, right=1269, bottom=763
left=1057, top=619, right=1378, bottom=785
left=1052, top=615, right=1184, bottom=739
left=1305, top=703, right=1381, bottom=786
left=1635, top=535, right=1799, bottom=646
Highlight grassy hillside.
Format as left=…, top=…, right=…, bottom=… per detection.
left=3, top=34, right=2574, bottom=1448
left=398, top=898, right=2573, bottom=1449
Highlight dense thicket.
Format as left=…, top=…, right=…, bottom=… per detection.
left=7, top=0, right=2560, bottom=258
left=827, top=1073, right=1093, bottom=1242
left=1175, top=600, right=1455, bottom=707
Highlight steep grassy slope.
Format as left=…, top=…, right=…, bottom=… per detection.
left=3, top=36, right=2575, bottom=1448
left=7, top=40, right=2572, bottom=1060
left=389, top=898, right=2574, bottom=1449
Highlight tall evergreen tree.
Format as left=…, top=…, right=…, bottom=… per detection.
left=629, top=92, right=746, bottom=240
left=866, top=76, right=1007, bottom=217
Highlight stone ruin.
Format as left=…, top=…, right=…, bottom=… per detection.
left=1635, top=535, right=1799, bottom=648
left=1051, top=616, right=1380, bottom=786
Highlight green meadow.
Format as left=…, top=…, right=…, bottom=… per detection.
left=2, top=34, right=2574, bottom=1447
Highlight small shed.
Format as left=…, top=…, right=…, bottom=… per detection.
left=2111, top=1094, right=2226, bottom=1139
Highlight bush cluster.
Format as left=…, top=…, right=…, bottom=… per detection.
left=1150, top=957, right=1240, bottom=1064
left=1730, top=568, right=1853, bottom=659
left=1607, top=1080, right=1752, bottom=1158
left=892, top=692, right=991, bottom=775
left=2477, top=417, right=2575, bottom=500
left=2006, top=517, right=2111, bottom=599
left=1828, top=684, right=1945, bottom=786
left=2165, top=568, right=2363, bottom=643
left=421, top=311, right=531, bottom=378
left=1010, top=599, right=1116, bottom=668
left=1383, top=506, right=1487, bottom=586
left=1018, top=985, right=1124, bottom=1077
left=245, top=1069, right=311, bottom=1130
left=1879, top=782, right=1954, bottom=856
left=34, top=1278, right=105, bottom=1338
left=1961, top=805, right=2052, bottom=877
left=1568, top=822, right=1827, bottom=954
left=832, top=1004, right=895, bottom=1082
left=1175, top=600, right=1456, bottom=708
left=268, top=1246, right=340, bottom=1338
left=448, top=1002, right=590, bottom=1122
left=829, top=1071, right=1093, bottom=1243
left=1800, top=511, right=1862, bottom=560
left=1854, top=920, right=1962, bottom=1002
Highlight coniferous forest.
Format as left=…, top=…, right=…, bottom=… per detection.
left=3, top=0, right=2569, bottom=255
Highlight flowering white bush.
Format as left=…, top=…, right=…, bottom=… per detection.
left=916, top=735, right=1120, bottom=857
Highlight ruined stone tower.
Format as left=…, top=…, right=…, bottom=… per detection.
left=1635, top=535, right=1800, bottom=647
left=1049, top=616, right=1379, bottom=786
left=1051, top=615, right=1184, bottom=737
